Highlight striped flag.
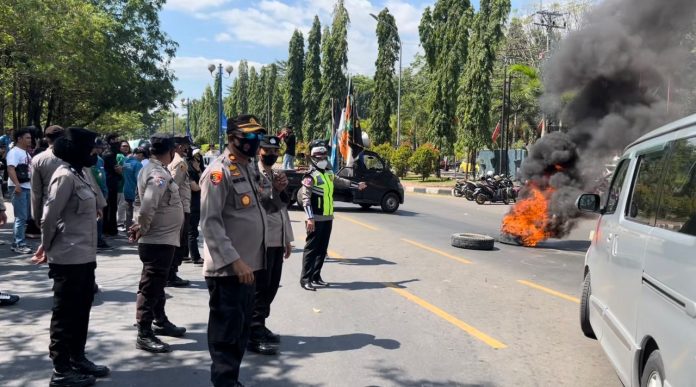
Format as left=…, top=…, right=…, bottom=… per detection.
left=491, top=121, right=501, bottom=143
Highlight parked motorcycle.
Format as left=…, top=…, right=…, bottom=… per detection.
left=452, top=180, right=478, bottom=201
left=473, top=175, right=514, bottom=205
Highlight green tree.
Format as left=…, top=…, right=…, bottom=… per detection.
left=319, top=1, right=350, bottom=128
left=236, top=60, right=250, bottom=114
left=419, top=0, right=473, bottom=153
left=302, top=16, right=323, bottom=141
left=409, top=144, right=440, bottom=181
left=286, top=30, right=305, bottom=140
left=351, top=75, right=374, bottom=119
left=391, top=144, right=412, bottom=177
left=370, top=8, right=400, bottom=145
left=457, top=0, right=511, bottom=151
left=248, top=67, right=261, bottom=116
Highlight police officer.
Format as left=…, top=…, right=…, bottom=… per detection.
left=30, top=125, right=65, bottom=227
left=200, top=114, right=267, bottom=387
left=130, top=133, right=186, bottom=353
left=167, top=135, right=192, bottom=287
left=248, top=135, right=294, bottom=355
left=300, top=140, right=366, bottom=291
left=40, top=127, right=110, bottom=387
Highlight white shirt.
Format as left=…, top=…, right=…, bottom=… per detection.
left=7, top=146, right=32, bottom=189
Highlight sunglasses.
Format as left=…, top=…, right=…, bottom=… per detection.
left=240, top=132, right=264, bottom=141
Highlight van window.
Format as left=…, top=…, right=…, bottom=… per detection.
left=605, top=160, right=629, bottom=214
left=364, top=155, right=385, bottom=171
left=656, top=137, right=696, bottom=236
left=626, top=150, right=667, bottom=225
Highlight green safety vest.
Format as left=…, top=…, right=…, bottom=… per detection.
left=311, top=170, right=334, bottom=216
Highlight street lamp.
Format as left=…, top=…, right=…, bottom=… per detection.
left=208, top=63, right=234, bottom=152
left=370, top=12, right=402, bottom=147
left=181, top=97, right=191, bottom=141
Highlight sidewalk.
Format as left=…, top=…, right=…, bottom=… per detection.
left=402, top=183, right=453, bottom=196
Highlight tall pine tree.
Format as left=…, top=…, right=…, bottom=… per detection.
left=286, top=30, right=305, bottom=140
left=235, top=60, right=250, bottom=114
left=302, top=17, right=322, bottom=141
left=370, top=8, right=400, bottom=145
left=419, top=0, right=473, bottom=153
left=319, top=0, right=350, bottom=130
left=457, top=0, right=510, bottom=150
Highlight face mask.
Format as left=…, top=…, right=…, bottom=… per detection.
left=110, top=143, right=120, bottom=152
left=313, top=158, right=330, bottom=170
left=83, top=154, right=98, bottom=167
left=261, top=154, right=278, bottom=166
left=234, top=137, right=260, bottom=158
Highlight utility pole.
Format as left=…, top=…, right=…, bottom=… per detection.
left=534, top=4, right=566, bottom=136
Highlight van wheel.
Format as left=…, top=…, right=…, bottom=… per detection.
left=640, top=350, right=664, bottom=387
left=380, top=192, right=400, bottom=213
left=580, top=272, right=596, bottom=340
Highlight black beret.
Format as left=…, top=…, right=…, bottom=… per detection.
left=260, top=135, right=281, bottom=149
left=64, top=127, right=98, bottom=150
left=174, top=135, right=192, bottom=145
left=149, top=133, right=175, bottom=154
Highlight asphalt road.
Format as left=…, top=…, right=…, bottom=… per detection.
left=0, top=192, right=620, bottom=387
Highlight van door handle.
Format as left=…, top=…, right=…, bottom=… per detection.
left=611, top=235, right=619, bottom=256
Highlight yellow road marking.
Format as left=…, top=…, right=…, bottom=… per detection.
left=517, top=280, right=580, bottom=304
left=334, top=214, right=380, bottom=231
left=328, top=250, right=345, bottom=259
left=401, top=238, right=472, bottom=265
left=384, top=283, right=507, bottom=349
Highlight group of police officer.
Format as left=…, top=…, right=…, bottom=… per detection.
left=31, top=114, right=365, bottom=387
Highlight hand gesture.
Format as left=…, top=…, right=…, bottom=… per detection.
left=273, top=172, right=288, bottom=192
left=31, top=244, right=46, bottom=265
left=284, top=243, right=292, bottom=259
left=305, top=219, right=315, bottom=233
left=232, top=259, right=254, bottom=285
left=357, top=182, right=367, bottom=191
left=128, top=224, right=142, bottom=243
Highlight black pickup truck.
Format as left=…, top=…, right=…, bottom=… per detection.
left=283, top=150, right=404, bottom=213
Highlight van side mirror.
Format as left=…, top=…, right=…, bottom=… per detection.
left=576, top=193, right=601, bottom=213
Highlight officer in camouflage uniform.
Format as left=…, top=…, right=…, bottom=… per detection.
left=200, top=114, right=269, bottom=387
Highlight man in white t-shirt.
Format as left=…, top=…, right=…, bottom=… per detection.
left=7, top=128, right=34, bottom=254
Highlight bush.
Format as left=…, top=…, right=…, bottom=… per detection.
left=409, top=144, right=440, bottom=181
left=391, top=144, right=411, bottom=178
left=370, top=143, right=394, bottom=163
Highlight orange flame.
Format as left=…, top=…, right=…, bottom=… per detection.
left=501, top=185, right=554, bottom=247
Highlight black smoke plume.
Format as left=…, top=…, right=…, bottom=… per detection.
left=514, top=0, right=696, bottom=239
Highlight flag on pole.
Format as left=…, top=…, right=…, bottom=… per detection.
left=339, top=95, right=352, bottom=159
left=491, top=121, right=501, bottom=143
left=221, top=111, right=228, bottom=131
left=536, top=118, right=545, bottom=134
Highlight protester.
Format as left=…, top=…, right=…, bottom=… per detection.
left=7, top=128, right=34, bottom=254
left=102, top=134, right=122, bottom=236
left=248, top=135, right=293, bottom=355
left=38, top=127, right=110, bottom=386
left=121, top=148, right=143, bottom=231
left=187, top=149, right=203, bottom=265
left=299, top=139, right=366, bottom=291
left=278, top=125, right=296, bottom=170
left=200, top=114, right=268, bottom=387
left=130, top=133, right=186, bottom=354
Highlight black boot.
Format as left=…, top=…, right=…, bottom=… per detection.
left=312, top=276, right=330, bottom=287
left=71, top=357, right=110, bottom=378
left=136, top=326, right=171, bottom=353
left=260, top=326, right=281, bottom=344
left=153, top=320, right=186, bottom=337
left=49, top=369, right=96, bottom=387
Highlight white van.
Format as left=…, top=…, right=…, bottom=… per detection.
left=576, top=115, right=696, bottom=387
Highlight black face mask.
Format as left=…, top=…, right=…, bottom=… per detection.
left=82, top=154, right=98, bottom=168
left=110, top=142, right=120, bottom=153
left=261, top=154, right=278, bottom=166
left=234, top=137, right=260, bottom=158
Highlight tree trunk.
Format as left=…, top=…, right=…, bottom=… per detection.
left=27, top=78, right=43, bottom=128
left=45, top=87, right=57, bottom=128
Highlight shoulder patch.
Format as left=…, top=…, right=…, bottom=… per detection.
left=153, top=175, right=166, bottom=187
left=302, top=176, right=313, bottom=187
left=210, top=170, right=223, bottom=186
left=179, top=163, right=186, bottom=171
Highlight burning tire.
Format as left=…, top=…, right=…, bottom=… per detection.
left=450, top=233, right=495, bottom=250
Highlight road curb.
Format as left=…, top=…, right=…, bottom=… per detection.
left=404, top=186, right=452, bottom=196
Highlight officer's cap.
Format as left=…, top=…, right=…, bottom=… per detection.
left=227, top=114, right=267, bottom=135
left=149, top=133, right=175, bottom=155
left=174, top=135, right=192, bottom=145
left=260, top=136, right=281, bottom=149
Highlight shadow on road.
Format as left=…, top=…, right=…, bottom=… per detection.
left=371, top=366, right=499, bottom=387
left=326, top=278, right=418, bottom=291
left=279, top=333, right=400, bottom=354
left=326, top=256, right=396, bottom=266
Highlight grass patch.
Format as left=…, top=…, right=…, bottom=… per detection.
left=401, top=174, right=456, bottom=187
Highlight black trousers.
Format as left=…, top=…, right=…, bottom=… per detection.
left=301, top=219, right=333, bottom=284
left=252, top=247, right=284, bottom=328
left=169, top=212, right=190, bottom=280
left=206, top=276, right=255, bottom=387
left=136, top=244, right=175, bottom=327
left=188, top=209, right=201, bottom=260
left=103, top=189, right=118, bottom=235
left=49, top=262, right=96, bottom=371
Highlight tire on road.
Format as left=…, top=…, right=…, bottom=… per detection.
left=580, top=271, right=596, bottom=340
left=452, top=188, right=463, bottom=197
left=475, top=194, right=487, bottom=205
left=640, top=350, right=664, bottom=387
left=380, top=192, right=400, bottom=213
left=450, top=233, right=495, bottom=250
